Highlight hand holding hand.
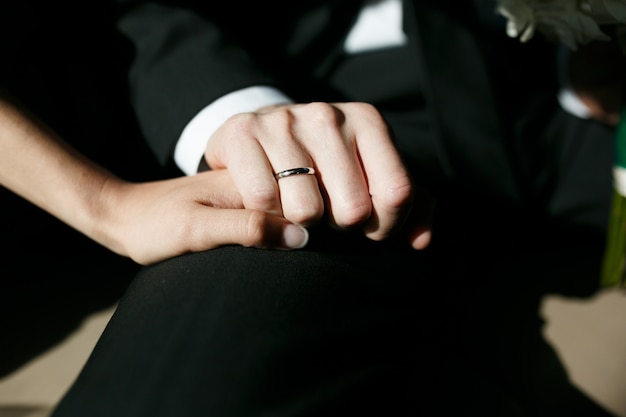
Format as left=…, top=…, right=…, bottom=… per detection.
left=204, top=102, right=433, bottom=248
left=97, top=170, right=310, bottom=265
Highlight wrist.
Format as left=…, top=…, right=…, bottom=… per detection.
left=84, top=174, right=131, bottom=257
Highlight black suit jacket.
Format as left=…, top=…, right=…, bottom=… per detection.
left=114, top=0, right=608, bottom=225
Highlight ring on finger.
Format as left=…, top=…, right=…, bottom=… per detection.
left=274, top=167, right=316, bottom=180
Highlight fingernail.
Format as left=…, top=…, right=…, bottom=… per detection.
left=282, top=224, right=309, bottom=249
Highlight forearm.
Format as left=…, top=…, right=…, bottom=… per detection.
left=0, top=94, right=123, bottom=251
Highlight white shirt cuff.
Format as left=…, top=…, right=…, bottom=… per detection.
left=557, top=87, right=592, bottom=120
left=174, top=86, right=293, bottom=175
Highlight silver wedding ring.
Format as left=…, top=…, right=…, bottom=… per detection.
left=274, top=167, right=316, bottom=180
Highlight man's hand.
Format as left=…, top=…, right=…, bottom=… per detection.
left=204, top=102, right=433, bottom=248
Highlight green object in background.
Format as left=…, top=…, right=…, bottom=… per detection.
left=601, top=105, right=626, bottom=287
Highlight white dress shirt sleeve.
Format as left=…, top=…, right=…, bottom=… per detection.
left=174, top=86, right=293, bottom=175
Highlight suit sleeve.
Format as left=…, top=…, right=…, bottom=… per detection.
left=114, top=1, right=279, bottom=166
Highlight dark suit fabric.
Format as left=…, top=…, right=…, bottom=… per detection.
left=51, top=0, right=617, bottom=416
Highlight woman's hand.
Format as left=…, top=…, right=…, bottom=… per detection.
left=96, top=170, right=309, bottom=265
left=0, top=94, right=308, bottom=266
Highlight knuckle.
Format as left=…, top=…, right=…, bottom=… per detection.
left=245, top=182, right=278, bottom=209
left=380, top=174, right=413, bottom=210
left=348, top=102, right=382, bottom=119
left=284, top=205, right=323, bottom=226
left=228, top=108, right=296, bottom=147
left=224, top=112, right=258, bottom=132
left=210, top=113, right=259, bottom=163
left=244, top=210, right=271, bottom=246
left=351, top=101, right=376, bottom=112
left=333, top=198, right=372, bottom=228
left=265, top=106, right=294, bottom=127
left=303, top=102, right=341, bottom=126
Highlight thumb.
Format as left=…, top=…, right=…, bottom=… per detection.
left=202, top=208, right=309, bottom=250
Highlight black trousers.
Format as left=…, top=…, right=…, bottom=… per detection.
left=51, top=229, right=443, bottom=416
left=50, top=200, right=616, bottom=417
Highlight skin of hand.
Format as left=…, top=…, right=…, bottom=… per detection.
left=203, top=101, right=434, bottom=249
left=98, top=170, right=309, bottom=264
left=0, top=93, right=309, bottom=266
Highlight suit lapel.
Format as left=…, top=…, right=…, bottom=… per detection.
left=406, top=0, right=522, bottom=202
